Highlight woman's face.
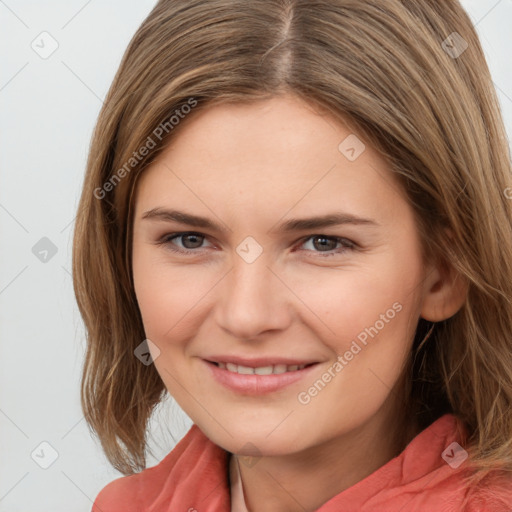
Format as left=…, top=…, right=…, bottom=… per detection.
left=131, top=94, right=435, bottom=456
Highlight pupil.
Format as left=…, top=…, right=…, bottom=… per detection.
left=314, top=236, right=335, bottom=251
left=183, top=234, right=203, bottom=248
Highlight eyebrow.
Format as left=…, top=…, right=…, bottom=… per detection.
left=141, top=208, right=379, bottom=233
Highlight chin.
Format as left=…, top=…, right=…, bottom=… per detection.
left=196, top=416, right=312, bottom=456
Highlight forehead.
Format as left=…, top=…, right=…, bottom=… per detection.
left=134, top=95, right=405, bottom=226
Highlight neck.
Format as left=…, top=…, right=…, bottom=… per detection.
left=234, top=400, right=417, bottom=512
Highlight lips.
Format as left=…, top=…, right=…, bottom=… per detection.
left=203, top=357, right=321, bottom=395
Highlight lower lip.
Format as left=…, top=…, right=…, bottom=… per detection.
left=204, top=360, right=319, bottom=395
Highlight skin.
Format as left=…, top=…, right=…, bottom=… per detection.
left=131, top=94, right=467, bottom=512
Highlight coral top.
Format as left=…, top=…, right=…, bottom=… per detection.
left=92, top=414, right=512, bottom=511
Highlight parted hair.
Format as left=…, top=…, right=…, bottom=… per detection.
left=73, top=0, right=512, bottom=481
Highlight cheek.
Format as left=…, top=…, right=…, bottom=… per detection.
left=286, top=256, right=421, bottom=357
left=132, top=247, right=213, bottom=343
left=293, top=273, right=420, bottom=435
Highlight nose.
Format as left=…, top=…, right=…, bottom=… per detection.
left=214, top=255, right=293, bottom=341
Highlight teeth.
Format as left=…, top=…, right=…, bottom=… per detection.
left=273, top=364, right=287, bottom=374
left=218, top=362, right=307, bottom=374
left=237, top=365, right=255, bottom=375
left=254, top=366, right=273, bottom=375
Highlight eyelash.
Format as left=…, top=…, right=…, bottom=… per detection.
left=155, top=231, right=357, bottom=258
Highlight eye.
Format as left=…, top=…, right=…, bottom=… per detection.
left=297, top=235, right=356, bottom=257
left=156, top=232, right=213, bottom=254
left=155, top=232, right=357, bottom=258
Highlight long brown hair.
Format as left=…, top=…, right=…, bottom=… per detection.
left=73, top=0, right=512, bottom=480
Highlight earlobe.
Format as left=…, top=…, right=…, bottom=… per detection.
left=420, top=256, right=468, bottom=322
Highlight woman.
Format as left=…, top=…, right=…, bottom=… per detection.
left=73, top=1, right=512, bottom=510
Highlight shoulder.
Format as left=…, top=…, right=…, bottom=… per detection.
left=92, top=424, right=215, bottom=512
left=462, top=471, right=512, bottom=512
left=375, top=414, right=512, bottom=511
left=92, top=473, right=142, bottom=512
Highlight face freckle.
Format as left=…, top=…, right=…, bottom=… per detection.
left=131, top=93, right=430, bottom=458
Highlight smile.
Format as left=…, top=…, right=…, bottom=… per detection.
left=204, top=359, right=320, bottom=395
left=216, top=362, right=309, bottom=374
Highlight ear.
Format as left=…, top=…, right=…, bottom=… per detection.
left=420, top=231, right=468, bottom=322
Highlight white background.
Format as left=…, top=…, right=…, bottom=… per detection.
left=1, top=1, right=511, bottom=510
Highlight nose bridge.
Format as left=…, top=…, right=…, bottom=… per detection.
left=215, top=249, right=291, bottom=339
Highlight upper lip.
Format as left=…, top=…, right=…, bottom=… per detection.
left=204, top=356, right=320, bottom=367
